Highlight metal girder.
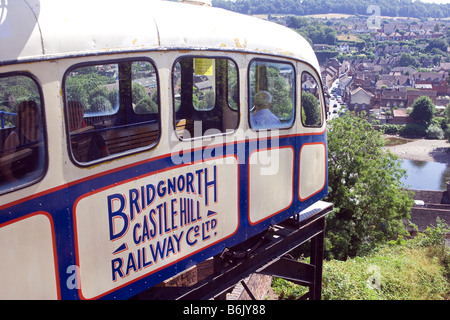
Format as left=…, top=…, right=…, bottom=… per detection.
left=135, top=202, right=333, bottom=300
left=258, top=257, right=315, bottom=287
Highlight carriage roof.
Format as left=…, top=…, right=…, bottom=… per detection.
left=0, top=0, right=319, bottom=70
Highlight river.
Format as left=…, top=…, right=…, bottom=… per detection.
left=400, top=159, right=450, bottom=191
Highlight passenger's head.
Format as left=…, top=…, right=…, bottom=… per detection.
left=254, top=91, right=272, bottom=110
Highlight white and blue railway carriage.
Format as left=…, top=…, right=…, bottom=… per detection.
left=0, top=0, right=327, bottom=299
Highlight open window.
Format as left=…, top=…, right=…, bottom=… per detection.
left=173, top=57, right=239, bottom=139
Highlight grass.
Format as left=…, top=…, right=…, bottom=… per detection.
left=321, top=245, right=449, bottom=300
left=272, top=235, right=450, bottom=300
left=337, top=34, right=362, bottom=42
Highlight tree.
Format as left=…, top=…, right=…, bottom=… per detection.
left=198, top=90, right=215, bottom=110
left=443, top=103, right=450, bottom=143
left=212, top=0, right=450, bottom=19
left=89, top=96, right=112, bottom=113
left=410, top=96, right=435, bottom=124
left=425, top=38, right=448, bottom=53
left=132, top=83, right=148, bottom=104
left=265, top=66, right=293, bottom=119
left=301, top=92, right=321, bottom=126
left=325, top=112, right=414, bottom=260
left=135, top=97, right=158, bottom=114
left=398, top=52, right=419, bottom=68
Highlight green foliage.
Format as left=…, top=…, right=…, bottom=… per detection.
left=134, top=97, right=158, bottom=114
left=265, top=66, right=293, bottom=120
left=380, top=124, right=400, bottom=135
left=381, top=123, right=446, bottom=143
left=272, top=246, right=449, bottom=300
left=0, top=75, right=41, bottom=113
left=272, top=277, right=309, bottom=300
left=410, top=96, right=435, bottom=124
left=398, top=123, right=427, bottom=138
left=132, top=82, right=158, bottom=114
left=398, top=53, right=419, bottom=68
left=197, top=90, right=215, bottom=111
left=326, top=112, right=414, bottom=259
left=425, top=123, right=444, bottom=140
left=410, top=218, right=449, bottom=249
left=212, top=0, right=450, bottom=19
left=425, top=38, right=448, bottom=53
left=294, top=22, right=337, bottom=46
left=382, top=122, right=445, bottom=140
left=272, top=221, right=450, bottom=300
left=90, top=96, right=112, bottom=113
left=443, top=103, right=450, bottom=144
left=132, top=83, right=148, bottom=104
left=322, top=245, right=449, bottom=300
left=66, top=71, right=114, bottom=113
left=301, top=92, right=321, bottom=126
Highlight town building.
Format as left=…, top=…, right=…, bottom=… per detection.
left=348, top=87, right=374, bottom=113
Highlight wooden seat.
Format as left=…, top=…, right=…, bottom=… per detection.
left=105, top=123, right=159, bottom=155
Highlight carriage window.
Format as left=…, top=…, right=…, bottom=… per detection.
left=173, top=57, right=239, bottom=139
left=65, top=60, right=159, bottom=164
left=249, top=60, right=295, bottom=130
left=301, top=72, right=323, bottom=127
left=0, top=75, right=46, bottom=194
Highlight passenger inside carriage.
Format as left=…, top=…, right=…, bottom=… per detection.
left=250, top=90, right=281, bottom=129
left=0, top=100, right=45, bottom=183
left=68, top=100, right=110, bottom=162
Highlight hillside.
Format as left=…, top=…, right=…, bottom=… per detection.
left=272, top=224, right=450, bottom=300
left=212, top=0, right=450, bottom=19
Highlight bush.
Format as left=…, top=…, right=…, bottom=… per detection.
left=381, top=124, right=400, bottom=135
left=445, top=127, right=450, bottom=144
left=399, top=123, right=427, bottom=138
left=271, top=244, right=449, bottom=300
left=425, top=124, right=444, bottom=139
left=409, top=217, right=450, bottom=279
left=271, top=220, right=450, bottom=300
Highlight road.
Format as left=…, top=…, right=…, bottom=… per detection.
left=327, top=78, right=344, bottom=120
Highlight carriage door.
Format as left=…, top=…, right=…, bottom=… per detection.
left=298, top=67, right=327, bottom=204
left=247, top=59, right=296, bottom=226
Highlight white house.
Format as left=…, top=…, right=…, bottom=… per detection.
left=349, top=87, right=374, bottom=113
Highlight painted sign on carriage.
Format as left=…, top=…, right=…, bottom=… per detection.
left=73, top=156, right=239, bottom=299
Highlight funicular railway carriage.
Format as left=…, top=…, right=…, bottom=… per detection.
left=0, top=0, right=327, bottom=299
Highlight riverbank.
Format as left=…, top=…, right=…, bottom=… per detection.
left=383, top=135, right=450, bottom=164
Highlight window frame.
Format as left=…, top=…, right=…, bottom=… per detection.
left=0, top=71, right=48, bottom=195
left=247, top=58, right=296, bottom=131
left=62, top=57, right=161, bottom=167
left=171, top=55, right=240, bottom=141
